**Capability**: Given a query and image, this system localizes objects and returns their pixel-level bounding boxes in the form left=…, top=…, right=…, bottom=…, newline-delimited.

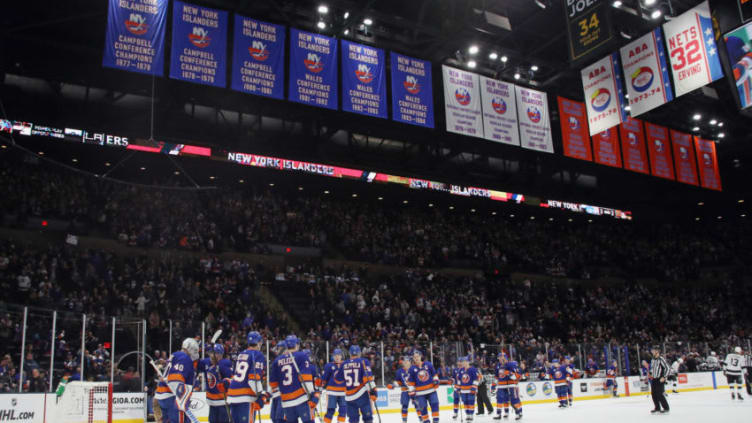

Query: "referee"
left=650, top=346, right=670, bottom=414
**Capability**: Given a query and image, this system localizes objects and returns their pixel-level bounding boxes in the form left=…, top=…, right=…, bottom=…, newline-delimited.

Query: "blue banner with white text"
left=231, top=15, right=285, bottom=99
left=341, top=40, right=387, bottom=118
left=103, top=0, right=167, bottom=75
left=390, top=52, right=434, bottom=128
left=288, top=28, right=338, bottom=110
left=169, top=1, right=228, bottom=87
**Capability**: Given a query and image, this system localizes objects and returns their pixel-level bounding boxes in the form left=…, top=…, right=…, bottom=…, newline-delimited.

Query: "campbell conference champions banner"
left=170, top=1, right=228, bottom=87
left=515, top=86, right=554, bottom=153
left=619, top=118, right=649, bottom=174
left=581, top=52, right=628, bottom=136
left=480, top=76, right=520, bottom=146
left=289, top=29, right=338, bottom=110
left=645, top=122, right=675, bottom=180
left=341, top=40, right=387, bottom=119
left=443, top=65, right=483, bottom=138
left=670, top=130, right=699, bottom=186
left=231, top=15, right=285, bottom=100
left=390, top=52, right=434, bottom=128
left=103, top=0, right=167, bottom=75
left=694, top=137, right=722, bottom=190
left=557, top=97, right=592, bottom=161
left=663, top=0, right=724, bottom=97
left=619, top=28, right=673, bottom=116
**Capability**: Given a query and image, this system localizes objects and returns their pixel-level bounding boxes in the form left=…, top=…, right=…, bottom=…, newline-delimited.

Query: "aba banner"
left=515, top=86, right=554, bottom=153
left=694, top=137, right=722, bottom=190
left=103, top=0, right=167, bottom=75
left=480, top=76, right=520, bottom=146
left=663, top=1, right=724, bottom=97
left=557, top=97, right=592, bottom=161
left=289, top=29, right=338, bottom=110
left=443, top=65, right=483, bottom=138
left=231, top=16, right=285, bottom=99
left=169, top=1, right=228, bottom=87
left=645, top=122, right=675, bottom=180
left=619, top=118, right=649, bottom=174
left=670, top=130, right=699, bottom=185
left=341, top=40, right=387, bottom=118
left=592, top=127, right=622, bottom=168
left=391, top=53, right=434, bottom=128
left=619, top=28, right=673, bottom=116
left=581, top=53, right=628, bottom=136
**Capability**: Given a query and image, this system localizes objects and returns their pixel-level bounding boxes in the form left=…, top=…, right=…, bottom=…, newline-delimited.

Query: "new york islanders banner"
left=480, top=76, right=520, bottom=146
left=670, top=130, right=699, bottom=186
left=645, top=122, right=675, bottom=180
left=443, top=65, right=483, bottom=138
left=341, top=40, right=387, bottom=118
left=289, top=29, right=338, bottom=110
left=557, top=97, right=592, bottom=161
left=694, top=137, right=722, bottom=190
left=619, top=118, right=649, bottom=174
left=581, top=52, right=628, bottom=136
left=169, top=1, right=228, bottom=87
left=515, top=86, right=554, bottom=153
left=103, top=0, right=167, bottom=75
left=663, top=0, right=724, bottom=97
left=231, top=15, right=285, bottom=99
left=592, top=127, right=622, bottom=168
left=619, top=28, right=673, bottom=116
left=390, top=53, right=434, bottom=128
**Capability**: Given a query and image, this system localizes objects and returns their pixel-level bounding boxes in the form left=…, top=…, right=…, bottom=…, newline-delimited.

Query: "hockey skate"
left=731, top=392, right=736, bottom=400
left=514, top=413, right=522, bottom=421
left=738, top=393, right=744, bottom=400
left=452, top=414, right=458, bottom=421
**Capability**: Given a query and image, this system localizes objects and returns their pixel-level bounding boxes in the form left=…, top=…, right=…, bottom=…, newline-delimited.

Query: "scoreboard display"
left=565, top=0, right=614, bottom=62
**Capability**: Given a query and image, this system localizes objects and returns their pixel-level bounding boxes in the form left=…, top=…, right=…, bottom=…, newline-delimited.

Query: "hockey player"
left=723, top=346, right=746, bottom=400
left=563, top=356, right=575, bottom=407
left=491, top=353, right=510, bottom=419
left=343, top=345, right=376, bottom=423
left=452, top=358, right=462, bottom=420
left=409, top=349, right=440, bottom=423
left=270, top=335, right=321, bottom=423
left=457, top=356, right=480, bottom=423
left=198, top=344, right=234, bottom=423
left=668, top=358, right=682, bottom=394
left=551, top=359, right=569, bottom=408
left=585, top=358, right=598, bottom=378
left=706, top=352, right=720, bottom=370
left=605, top=360, right=618, bottom=398
left=155, top=338, right=199, bottom=423
left=388, top=356, right=422, bottom=423
left=228, top=331, right=268, bottom=423
left=321, top=348, right=347, bottom=423
left=270, top=340, right=287, bottom=423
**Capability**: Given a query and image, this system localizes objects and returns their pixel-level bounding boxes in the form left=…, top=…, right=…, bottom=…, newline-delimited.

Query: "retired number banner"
left=557, top=97, right=592, bottom=161
left=480, top=76, right=520, bottom=146
left=443, top=65, right=483, bottom=138
left=582, top=52, right=628, bottom=136
left=515, top=86, right=554, bottom=153
left=694, top=137, right=722, bottom=190
left=619, top=118, right=649, bottom=174
left=619, top=28, right=673, bottom=116
left=592, top=127, right=622, bottom=168
left=341, top=40, right=387, bottom=119
left=565, top=0, right=613, bottom=62
left=231, top=16, right=285, bottom=99
left=390, top=53, right=434, bottom=128
left=645, top=122, right=675, bottom=180
left=670, top=130, right=699, bottom=185
left=103, top=0, right=167, bottom=75
left=170, top=1, right=228, bottom=87
left=289, top=29, right=338, bottom=110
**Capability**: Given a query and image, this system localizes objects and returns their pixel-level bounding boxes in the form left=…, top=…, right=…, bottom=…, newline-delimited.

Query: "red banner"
left=619, top=118, right=649, bottom=174
left=645, top=122, right=675, bottom=180
left=670, top=130, right=699, bottom=186
left=694, top=137, right=722, bottom=191
left=592, top=127, right=622, bottom=168
left=557, top=97, right=593, bottom=161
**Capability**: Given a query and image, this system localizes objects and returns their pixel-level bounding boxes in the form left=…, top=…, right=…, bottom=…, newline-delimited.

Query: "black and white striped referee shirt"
left=650, top=355, right=670, bottom=379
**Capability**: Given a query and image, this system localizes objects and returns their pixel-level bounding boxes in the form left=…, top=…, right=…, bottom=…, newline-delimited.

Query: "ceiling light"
left=174, top=171, right=180, bottom=175
left=318, top=5, right=328, bottom=14
left=530, top=216, right=535, bottom=220
left=467, top=60, right=477, bottom=68
left=363, top=18, right=372, bottom=25
left=344, top=11, right=349, bottom=19
left=588, top=219, right=593, bottom=223
left=718, top=122, right=724, bottom=127
left=209, top=176, right=215, bottom=180
left=717, top=216, right=722, bottom=220
left=531, top=65, right=539, bottom=71
left=534, top=0, right=547, bottom=9
left=625, top=94, right=629, bottom=98
left=738, top=199, right=744, bottom=203
left=510, top=214, right=515, bottom=218
left=613, top=0, right=623, bottom=7
left=742, top=214, right=747, bottom=218
left=489, top=52, right=498, bottom=60
left=625, top=106, right=631, bottom=111
left=710, top=119, right=717, bottom=125
left=549, top=217, right=554, bottom=221
left=317, top=21, right=326, bottom=29
left=352, top=193, right=358, bottom=197
left=697, top=202, right=704, bottom=206
left=298, top=186, right=303, bottom=191
left=718, top=133, right=725, bottom=138
left=644, top=0, right=657, bottom=5
left=468, top=45, right=479, bottom=55
left=269, top=183, right=275, bottom=187
left=72, top=158, right=78, bottom=162
left=105, top=162, right=111, bottom=167
left=692, top=113, right=701, bottom=121
left=449, top=206, right=455, bottom=210
left=568, top=218, right=573, bottom=222
left=239, top=179, right=244, bottom=183
left=140, top=166, right=146, bottom=170
left=695, top=217, right=700, bottom=221
left=344, top=29, right=349, bottom=35
left=471, top=209, right=476, bottom=213
left=492, top=211, right=497, bottom=215
left=0, top=145, right=5, bottom=149
left=692, top=126, right=700, bottom=132
left=501, top=55, right=508, bottom=63
left=403, top=200, right=409, bottom=204
left=324, top=190, right=330, bottom=194
left=651, top=9, right=662, bottom=19
left=429, top=203, right=434, bottom=207
left=514, top=72, right=521, bottom=80
left=38, top=151, right=44, bottom=155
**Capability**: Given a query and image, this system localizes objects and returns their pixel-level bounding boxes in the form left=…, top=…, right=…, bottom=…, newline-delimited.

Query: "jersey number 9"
left=233, top=362, right=249, bottom=382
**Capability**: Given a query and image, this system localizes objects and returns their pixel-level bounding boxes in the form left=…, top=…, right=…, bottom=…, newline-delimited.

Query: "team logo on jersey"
left=542, top=382, right=553, bottom=396
left=590, top=88, right=611, bottom=112
left=554, top=371, right=562, bottom=378
left=525, top=383, right=536, bottom=396
left=497, top=369, right=505, bottom=378
left=248, top=40, right=270, bottom=61
left=404, top=75, right=420, bottom=94
left=461, top=374, right=470, bottom=383
left=207, top=371, right=218, bottom=389
left=568, top=116, right=580, bottom=130
left=125, top=13, right=148, bottom=35
left=175, top=383, right=186, bottom=398
left=189, top=27, right=211, bottom=48
left=355, top=64, right=374, bottom=83
left=703, top=153, right=711, bottom=166
left=304, top=53, right=324, bottom=73
left=654, top=139, right=664, bottom=153
left=628, top=132, right=638, bottom=146
left=527, top=107, right=541, bottom=123
left=455, top=88, right=471, bottom=106
left=631, top=66, right=654, bottom=93
left=418, top=370, right=430, bottom=382
left=679, top=146, right=688, bottom=159
left=491, top=98, right=507, bottom=114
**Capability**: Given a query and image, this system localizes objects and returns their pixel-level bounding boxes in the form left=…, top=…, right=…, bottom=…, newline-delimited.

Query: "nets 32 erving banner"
left=619, top=28, right=673, bottom=116
left=443, top=65, right=483, bottom=138
left=480, top=76, right=520, bottom=146
left=103, top=0, right=167, bottom=75
left=557, top=97, right=592, bottom=161
left=289, top=29, right=338, bottom=110
left=342, top=40, right=387, bottom=118
left=515, top=86, right=554, bottom=153
left=670, top=129, right=699, bottom=186
left=231, top=15, right=285, bottom=99
left=663, top=0, right=724, bottom=97
left=581, top=52, right=628, bottom=136
left=169, top=1, right=228, bottom=87
left=390, top=53, right=434, bottom=128
left=694, top=137, right=722, bottom=190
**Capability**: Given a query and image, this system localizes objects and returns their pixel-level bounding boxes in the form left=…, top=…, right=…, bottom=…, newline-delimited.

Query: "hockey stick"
left=210, top=329, right=223, bottom=344
left=288, top=352, right=324, bottom=423
left=149, top=359, right=201, bottom=423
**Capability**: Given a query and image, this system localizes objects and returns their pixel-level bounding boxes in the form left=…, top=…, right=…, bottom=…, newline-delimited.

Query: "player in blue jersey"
left=585, top=358, right=598, bottom=378
left=388, top=356, right=423, bottom=423
left=451, top=357, right=462, bottom=420
left=228, top=331, right=268, bottom=423
left=563, top=356, right=575, bottom=407
left=156, top=338, right=199, bottom=423
left=551, top=359, right=569, bottom=408
left=605, top=360, right=619, bottom=398
left=491, top=353, right=512, bottom=420
left=457, top=356, right=480, bottom=423
left=269, top=340, right=288, bottom=423
left=198, top=344, right=234, bottom=423
left=343, top=345, right=376, bottom=423
left=321, top=348, right=347, bottom=423
left=270, top=335, right=321, bottom=423
left=409, top=349, right=440, bottom=423
left=504, top=361, right=523, bottom=420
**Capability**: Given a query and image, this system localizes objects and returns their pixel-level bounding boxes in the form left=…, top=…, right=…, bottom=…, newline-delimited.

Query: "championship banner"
left=557, top=96, right=592, bottom=161
left=289, top=29, right=338, bottom=110
left=663, top=1, right=724, bottom=97
left=390, top=53, right=434, bottom=128
left=670, top=130, right=699, bottom=185
left=564, top=0, right=613, bottom=62
left=480, top=76, right=520, bottom=146
left=515, top=86, right=554, bottom=153
left=341, top=40, right=387, bottom=118
left=169, top=1, right=228, bottom=87
left=645, top=122, right=675, bottom=180
left=619, top=118, right=649, bottom=174
left=230, top=15, right=285, bottom=99
left=694, top=137, right=722, bottom=190
left=619, top=28, right=673, bottom=116
left=103, top=0, right=167, bottom=75
left=723, top=22, right=752, bottom=109
left=581, top=52, right=628, bottom=136
left=443, top=65, right=483, bottom=138
left=592, top=127, right=622, bottom=168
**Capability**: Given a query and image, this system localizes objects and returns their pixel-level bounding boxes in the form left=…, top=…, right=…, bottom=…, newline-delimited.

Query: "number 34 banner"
left=662, top=0, right=723, bottom=98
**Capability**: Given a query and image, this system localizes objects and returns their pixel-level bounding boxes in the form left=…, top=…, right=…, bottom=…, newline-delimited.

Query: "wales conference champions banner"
left=390, top=53, right=434, bottom=128
left=103, top=0, right=167, bottom=75
left=289, top=29, right=338, bottom=110
left=341, top=40, right=388, bottom=118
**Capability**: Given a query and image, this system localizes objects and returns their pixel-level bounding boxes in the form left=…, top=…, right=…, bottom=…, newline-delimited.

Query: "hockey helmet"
left=247, top=331, right=263, bottom=346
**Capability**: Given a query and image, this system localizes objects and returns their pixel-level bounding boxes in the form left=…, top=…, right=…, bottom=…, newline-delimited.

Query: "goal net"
left=57, top=381, right=113, bottom=423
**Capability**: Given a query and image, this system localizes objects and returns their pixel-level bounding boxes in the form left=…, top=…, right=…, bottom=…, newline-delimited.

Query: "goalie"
left=155, top=338, right=200, bottom=423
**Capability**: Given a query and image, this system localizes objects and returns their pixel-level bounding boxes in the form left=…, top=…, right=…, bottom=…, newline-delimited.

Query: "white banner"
left=0, top=394, right=45, bottom=423
left=663, top=0, right=724, bottom=97
left=582, top=52, right=628, bottom=135
left=479, top=76, right=520, bottom=146
left=514, top=85, right=554, bottom=153
left=443, top=65, right=483, bottom=138
left=619, top=28, right=674, bottom=116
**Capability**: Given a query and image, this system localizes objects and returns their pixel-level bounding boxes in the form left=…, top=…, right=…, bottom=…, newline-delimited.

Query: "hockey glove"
left=387, top=384, right=394, bottom=389
left=470, top=386, right=477, bottom=395
left=308, top=390, right=321, bottom=409
left=370, top=389, right=378, bottom=402
left=255, top=391, right=270, bottom=408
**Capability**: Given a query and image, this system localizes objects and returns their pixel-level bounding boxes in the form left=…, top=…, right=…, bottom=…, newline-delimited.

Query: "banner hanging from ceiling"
left=663, top=0, right=724, bottom=97
left=289, top=29, right=338, bottom=110
left=390, top=53, right=434, bottom=128
left=443, top=65, right=483, bottom=138
left=694, top=137, right=722, bottom=190
left=618, top=118, right=649, bottom=174
left=723, top=21, right=752, bottom=110
left=619, top=28, right=674, bottom=116
left=480, top=76, right=520, bottom=146
left=103, top=0, right=167, bottom=75
left=592, top=127, right=622, bottom=168
left=557, top=97, right=592, bottom=161
left=341, top=40, right=387, bottom=119
left=645, top=122, right=675, bottom=180
left=564, top=0, right=614, bottom=62
left=230, top=15, right=285, bottom=99
left=515, top=86, right=554, bottom=153
left=169, top=1, right=228, bottom=87
left=581, top=52, right=628, bottom=136
left=670, top=130, right=699, bottom=185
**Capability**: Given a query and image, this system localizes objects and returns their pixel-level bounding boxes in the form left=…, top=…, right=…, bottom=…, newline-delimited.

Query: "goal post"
left=56, top=381, right=113, bottom=423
